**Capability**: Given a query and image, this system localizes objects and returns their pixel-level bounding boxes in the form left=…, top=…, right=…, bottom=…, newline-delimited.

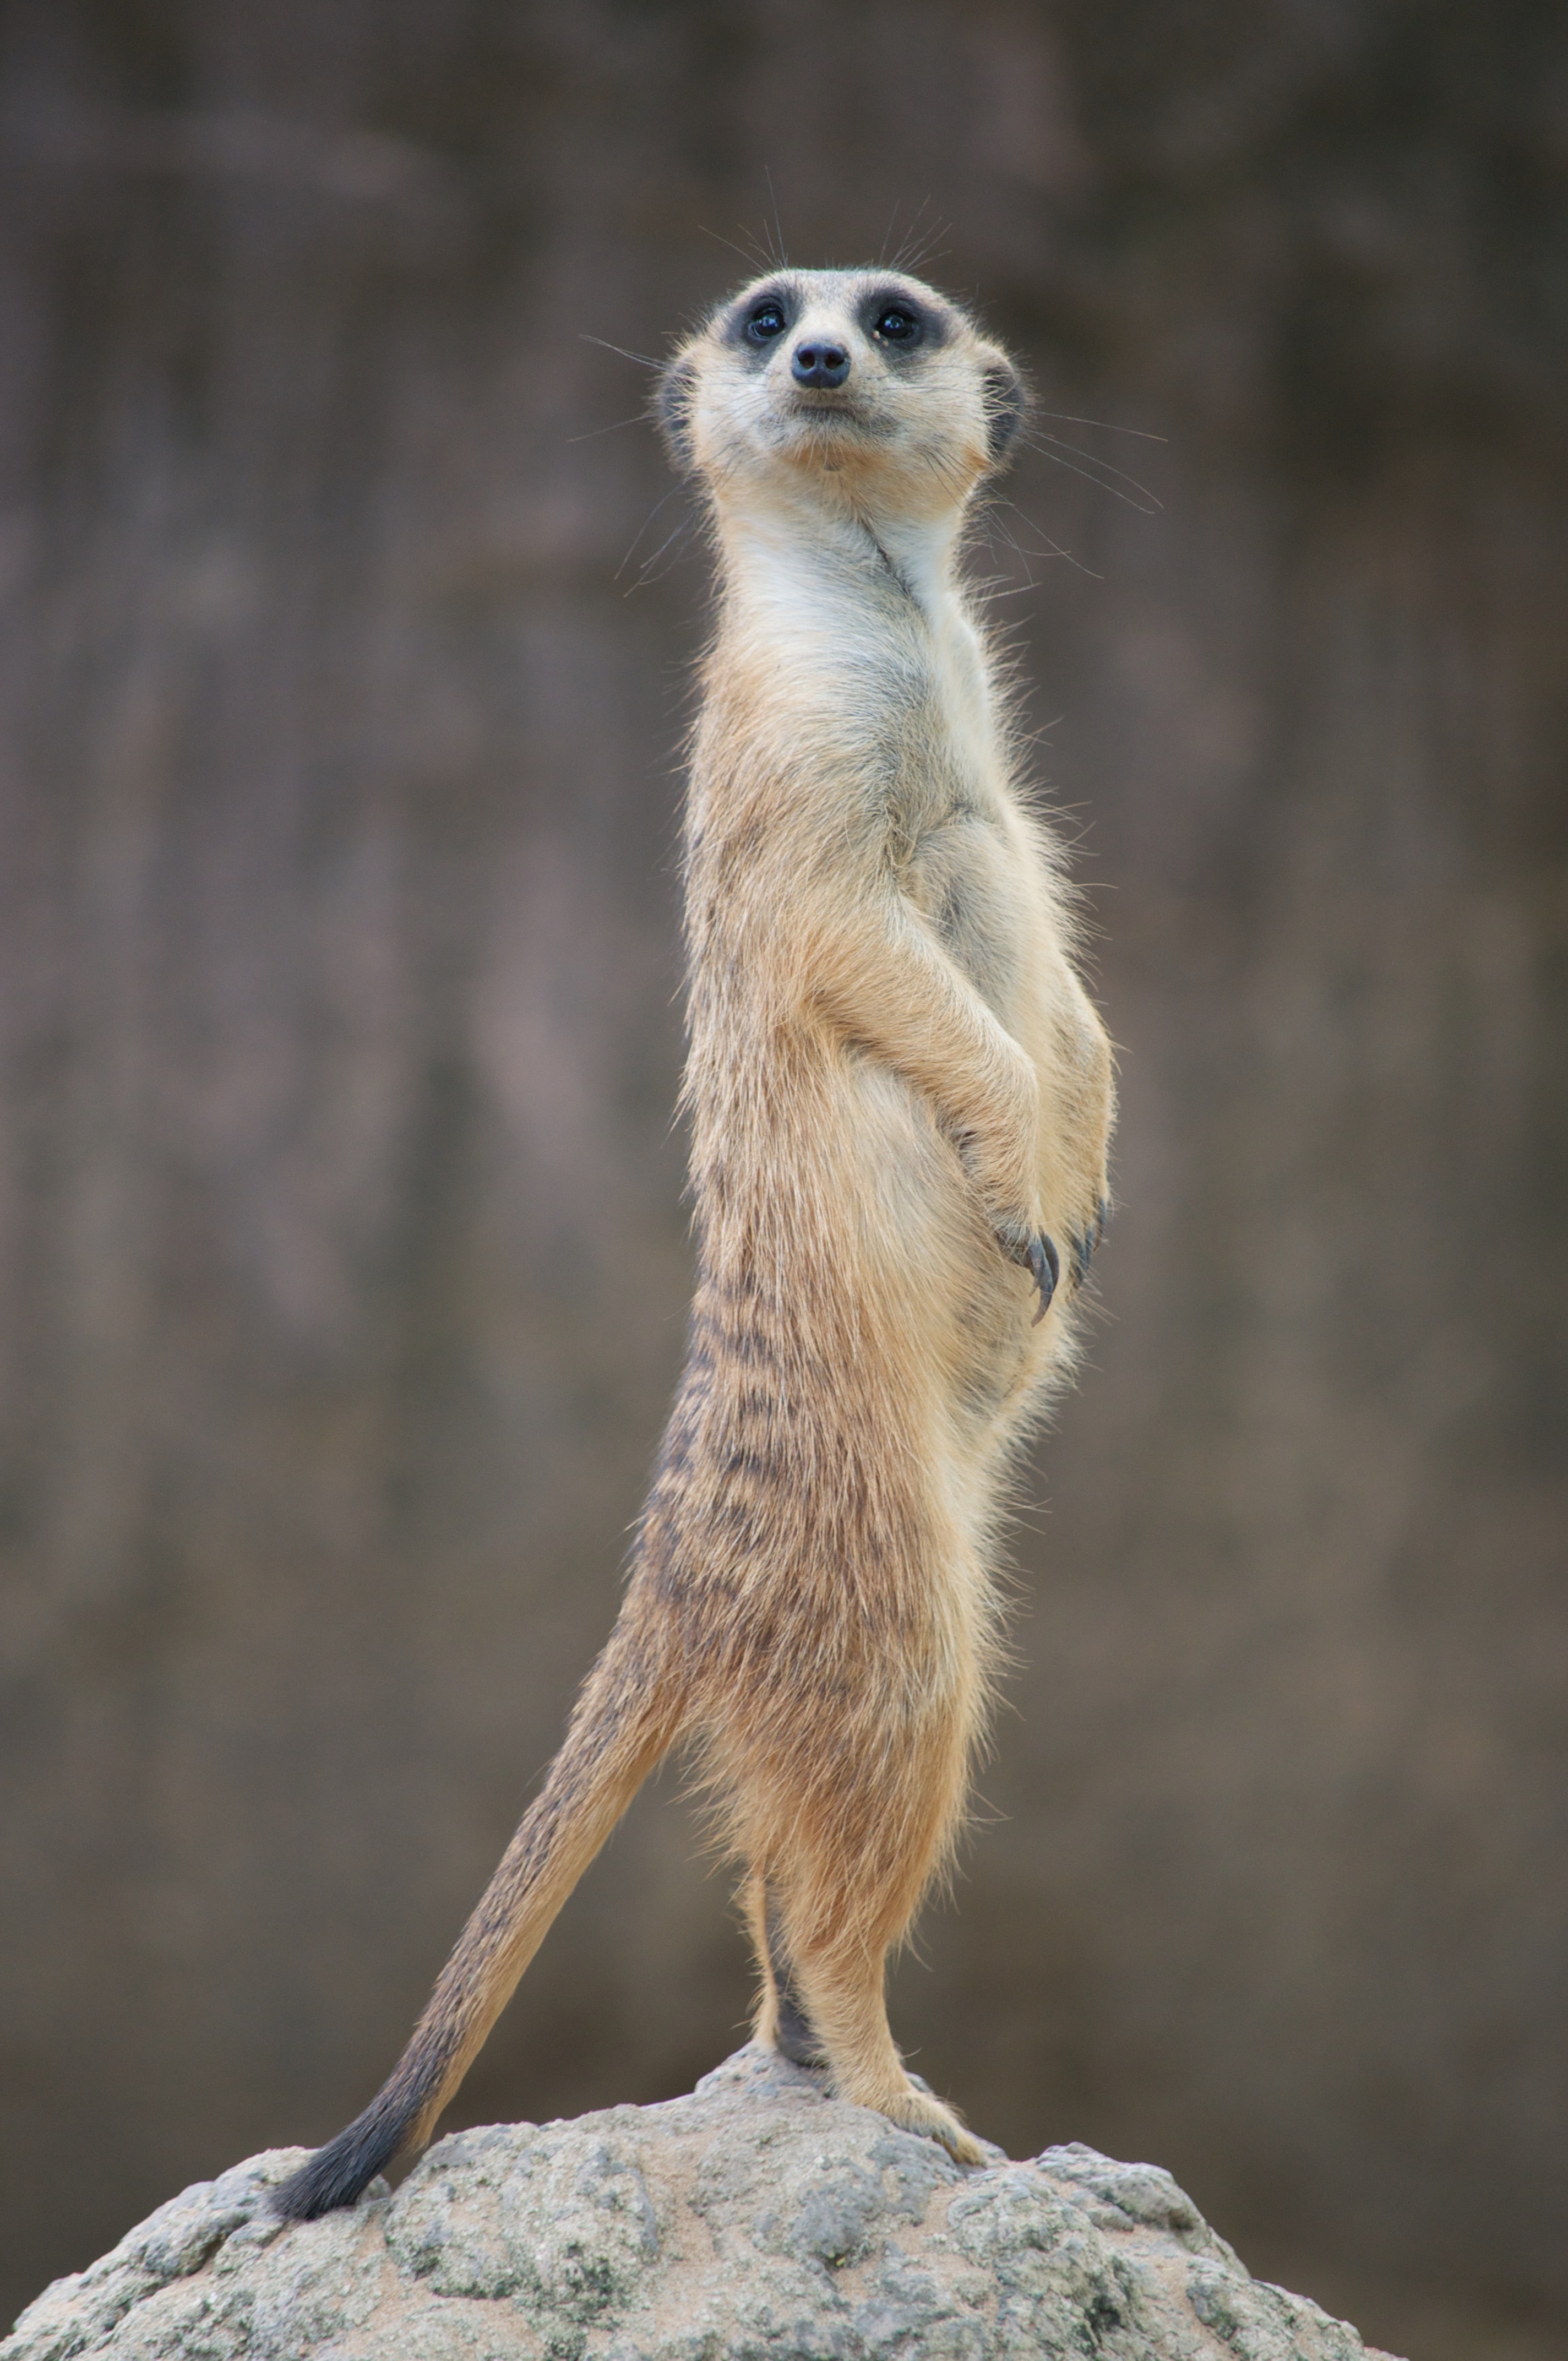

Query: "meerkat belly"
left=809, top=1031, right=1041, bottom=1445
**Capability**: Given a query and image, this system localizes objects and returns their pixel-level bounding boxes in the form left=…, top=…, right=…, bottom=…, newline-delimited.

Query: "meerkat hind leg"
left=755, top=1753, right=987, bottom=2166
left=748, top=1875, right=826, bottom=2068
left=783, top=1891, right=985, bottom=2165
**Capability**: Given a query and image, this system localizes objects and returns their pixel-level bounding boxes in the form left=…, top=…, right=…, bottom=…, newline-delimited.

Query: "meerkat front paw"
left=1042, top=986, right=1115, bottom=1297
left=993, top=1215, right=1061, bottom=1323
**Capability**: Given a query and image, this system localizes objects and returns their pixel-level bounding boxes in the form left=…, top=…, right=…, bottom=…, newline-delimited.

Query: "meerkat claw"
left=995, top=1221, right=1060, bottom=1320
left=1029, top=1233, right=1060, bottom=1321
left=1070, top=1196, right=1111, bottom=1286
left=1070, top=1230, right=1093, bottom=1287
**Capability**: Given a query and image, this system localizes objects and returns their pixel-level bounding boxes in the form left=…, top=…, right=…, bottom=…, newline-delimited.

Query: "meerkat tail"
left=270, top=1613, right=684, bottom=2221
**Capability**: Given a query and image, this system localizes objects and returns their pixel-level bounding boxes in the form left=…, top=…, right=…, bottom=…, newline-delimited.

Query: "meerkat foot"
left=871, top=2077, right=987, bottom=2166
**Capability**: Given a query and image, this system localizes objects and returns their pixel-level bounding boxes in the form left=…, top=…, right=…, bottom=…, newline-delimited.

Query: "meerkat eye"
left=874, top=306, right=921, bottom=343
left=746, top=303, right=787, bottom=343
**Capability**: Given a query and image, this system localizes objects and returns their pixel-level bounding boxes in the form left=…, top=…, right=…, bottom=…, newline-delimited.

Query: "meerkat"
left=272, top=265, right=1113, bottom=2221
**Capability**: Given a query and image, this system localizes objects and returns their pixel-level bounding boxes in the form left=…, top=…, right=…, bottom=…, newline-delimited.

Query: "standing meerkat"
left=273, top=265, right=1113, bottom=2220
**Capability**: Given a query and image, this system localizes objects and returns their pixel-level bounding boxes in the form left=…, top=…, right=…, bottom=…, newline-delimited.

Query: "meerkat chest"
left=749, top=550, right=1003, bottom=830
left=878, top=617, right=1037, bottom=1014
left=712, top=529, right=1043, bottom=1012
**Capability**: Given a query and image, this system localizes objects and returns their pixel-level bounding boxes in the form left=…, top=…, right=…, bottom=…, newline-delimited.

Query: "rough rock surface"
left=4, top=2049, right=1402, bottom=2361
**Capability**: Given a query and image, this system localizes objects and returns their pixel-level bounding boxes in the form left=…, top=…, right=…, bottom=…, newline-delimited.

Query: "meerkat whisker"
left=1030, top=410, right=1168, bottom=441
left=1018, top=431, right=1163, bottom=512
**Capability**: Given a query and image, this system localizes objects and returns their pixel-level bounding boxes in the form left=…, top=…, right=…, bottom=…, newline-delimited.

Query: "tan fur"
left=273, top=267, right=1113, bottom=2219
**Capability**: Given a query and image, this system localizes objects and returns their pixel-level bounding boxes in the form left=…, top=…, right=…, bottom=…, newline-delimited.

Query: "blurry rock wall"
left=1, top=4, right=1563, bottom=2354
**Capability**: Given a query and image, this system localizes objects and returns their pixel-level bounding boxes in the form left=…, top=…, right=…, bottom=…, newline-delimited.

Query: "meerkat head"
left=658, top=269, right=1026, bottom=529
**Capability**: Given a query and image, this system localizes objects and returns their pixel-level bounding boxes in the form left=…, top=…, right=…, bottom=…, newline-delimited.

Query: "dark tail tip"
left=269, top=2093, right=416, bottom=2222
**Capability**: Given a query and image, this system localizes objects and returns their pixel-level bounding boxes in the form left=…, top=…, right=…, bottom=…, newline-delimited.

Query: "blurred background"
left=1, top=1, right=1564, bottom=2352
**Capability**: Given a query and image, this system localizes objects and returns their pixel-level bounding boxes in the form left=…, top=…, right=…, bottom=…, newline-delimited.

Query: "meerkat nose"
left=791, top=340, right=850, bottom=390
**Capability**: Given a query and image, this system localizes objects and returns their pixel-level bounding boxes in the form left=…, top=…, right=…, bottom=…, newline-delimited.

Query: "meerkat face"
left=659, top=269, right=1026, bottom=524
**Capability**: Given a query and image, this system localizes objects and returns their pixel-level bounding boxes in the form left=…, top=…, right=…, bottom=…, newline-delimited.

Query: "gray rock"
left=3, top=2049, right=1403, bottom=2361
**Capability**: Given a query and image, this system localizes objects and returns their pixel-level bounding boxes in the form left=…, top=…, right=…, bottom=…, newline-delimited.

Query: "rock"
left=3, top=2048, right=1404, bottom=2361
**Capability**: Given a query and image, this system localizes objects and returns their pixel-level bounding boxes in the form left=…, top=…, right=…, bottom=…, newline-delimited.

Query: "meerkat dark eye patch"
left=861, top=290, right=937, bottom=352
left=720, top=284, right=798, bottom=369
left=722, top=285, right=796, bottom=357
left=875, top=306, right=919, bottom=342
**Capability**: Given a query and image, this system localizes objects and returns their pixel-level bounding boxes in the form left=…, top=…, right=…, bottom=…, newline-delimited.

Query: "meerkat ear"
left=981, top=355, right=1028, bottom=470
left=656, top=353, right=699, bottom=475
